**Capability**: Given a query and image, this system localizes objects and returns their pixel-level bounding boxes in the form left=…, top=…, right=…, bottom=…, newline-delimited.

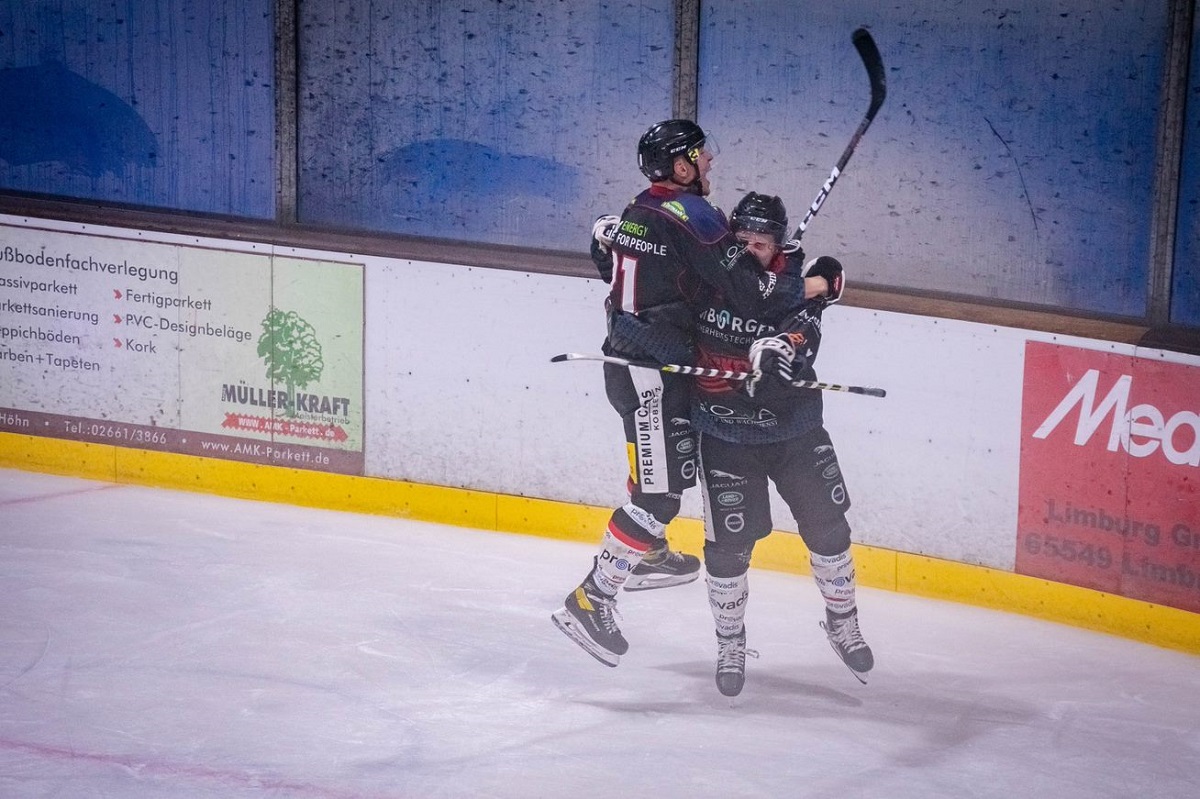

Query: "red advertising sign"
left=1018, top=340, right=1200, bottom=613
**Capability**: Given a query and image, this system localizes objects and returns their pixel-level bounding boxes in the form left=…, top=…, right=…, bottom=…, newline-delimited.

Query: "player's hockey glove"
left=802, top=256, right=845, bottom=304
left=745, top=334, right=797, bottom=398
left=783, top=243, right=831, bottom=302
left=592, top=214, right=620, bottom=251
left=590, top=214, right=621, bottom=282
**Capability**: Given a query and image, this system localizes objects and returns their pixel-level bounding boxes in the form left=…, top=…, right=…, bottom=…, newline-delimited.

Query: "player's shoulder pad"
left=637, top=192, right=727, bottom=244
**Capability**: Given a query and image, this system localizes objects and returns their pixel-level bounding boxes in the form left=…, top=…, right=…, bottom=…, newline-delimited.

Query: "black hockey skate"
left=551, top=577, right=627, bottom=667
left=820, top=607, right=874, bottom=684
left=623, top=540, right=700, bottom=591
left=715, top=628, right=755, bottom=697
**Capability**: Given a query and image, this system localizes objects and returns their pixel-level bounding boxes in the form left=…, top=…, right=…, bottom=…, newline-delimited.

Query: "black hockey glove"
left=802, top=256, right=845, bottom=304
left=782, top=244, right=829, bottom=302
left=745, top=334, right=796, bottom=398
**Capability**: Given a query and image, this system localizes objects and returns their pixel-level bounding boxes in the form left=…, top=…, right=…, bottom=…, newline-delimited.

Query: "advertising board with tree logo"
left=0, top=224, right=364, bottom=474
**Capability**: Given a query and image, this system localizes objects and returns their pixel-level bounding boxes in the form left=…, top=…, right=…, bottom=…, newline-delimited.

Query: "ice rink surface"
left=1, top=467, right=1197, bottom=798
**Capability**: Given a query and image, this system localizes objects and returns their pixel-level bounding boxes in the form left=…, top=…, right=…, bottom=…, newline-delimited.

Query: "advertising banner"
left=0, top=224, right=364, bottom=474
left=1018, top=340, right=1200, bottom=613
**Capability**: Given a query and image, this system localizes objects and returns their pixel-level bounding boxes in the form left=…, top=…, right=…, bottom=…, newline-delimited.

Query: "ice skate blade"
left=622, top=570, right=699, bottom=592
left=819, top=620, right=871, bottom=685
left=551, top=608, right=620, bottom=667
left=838, top=662, right=869, bottom=685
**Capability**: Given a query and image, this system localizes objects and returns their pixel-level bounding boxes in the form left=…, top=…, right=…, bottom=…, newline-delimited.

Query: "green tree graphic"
left=258, top=308, right=323, bottom=418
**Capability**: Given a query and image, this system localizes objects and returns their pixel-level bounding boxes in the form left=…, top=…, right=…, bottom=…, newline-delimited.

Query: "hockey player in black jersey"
left=552, top=120, right=827, bottom=667
left=693, top=192, right=872, bottom=695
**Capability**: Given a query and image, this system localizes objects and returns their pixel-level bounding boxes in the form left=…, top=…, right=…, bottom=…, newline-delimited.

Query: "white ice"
left=1, top=467, right=1197, bottom=798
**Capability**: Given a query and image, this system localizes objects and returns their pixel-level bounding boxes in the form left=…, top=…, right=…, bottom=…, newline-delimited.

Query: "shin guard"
left=591, top=529, right=650, bottom=596
left=810, top=549, right=857, bottom=615
left=706, top=570, right=749, bottom=638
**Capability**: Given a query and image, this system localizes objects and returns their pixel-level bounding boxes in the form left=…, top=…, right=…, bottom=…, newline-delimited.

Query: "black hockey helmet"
left=731, top=192, right=788, bottom=245
left=637, top=119, right=708, bottom=181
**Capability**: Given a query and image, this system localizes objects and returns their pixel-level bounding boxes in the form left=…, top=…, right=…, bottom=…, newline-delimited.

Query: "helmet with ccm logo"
left=730, top=192, right=788, bottom=246
left=637, top=119, right=708, bottom=181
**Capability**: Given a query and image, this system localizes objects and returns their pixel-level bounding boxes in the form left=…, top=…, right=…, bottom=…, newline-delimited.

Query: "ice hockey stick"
left=550, top=353, right=886, bottom=398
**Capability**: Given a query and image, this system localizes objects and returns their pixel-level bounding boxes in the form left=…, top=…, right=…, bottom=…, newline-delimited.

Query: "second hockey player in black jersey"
left=692, top=191, right=873, bottom=696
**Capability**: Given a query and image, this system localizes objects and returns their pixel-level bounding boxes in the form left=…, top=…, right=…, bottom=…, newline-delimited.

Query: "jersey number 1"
left=614, top=252, right=639, bottom=314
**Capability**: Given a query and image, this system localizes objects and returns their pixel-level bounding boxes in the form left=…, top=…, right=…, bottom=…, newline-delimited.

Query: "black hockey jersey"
left=597, top=185, right=802, bottom=367
left=691, top=250, right=826, bottom=445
